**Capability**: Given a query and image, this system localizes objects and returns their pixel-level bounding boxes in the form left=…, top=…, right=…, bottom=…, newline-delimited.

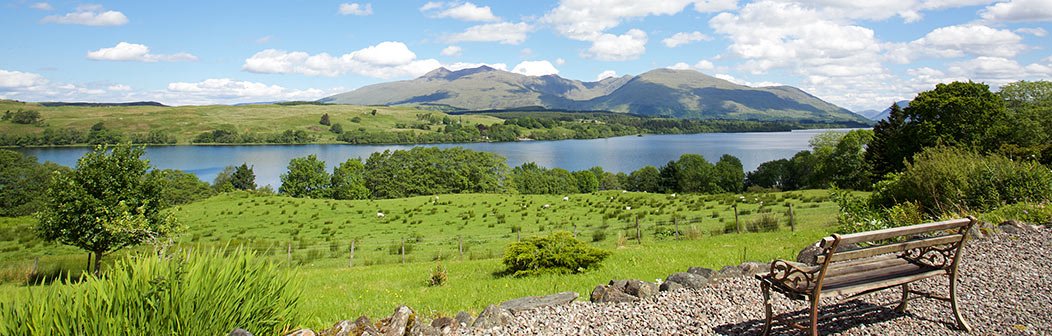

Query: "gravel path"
left=463, top=226, right=1052, bottom=335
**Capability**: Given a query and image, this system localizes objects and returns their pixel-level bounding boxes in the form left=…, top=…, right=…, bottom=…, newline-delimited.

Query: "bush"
left=746, top=215, right=780, bottom=232
left=984, top=200, right=1052, bottom=225
left=500, top=231, right=611, bottom=277
left=427, top=263, right=447, bottom=286
left=0, top=249, right=303, bottom=336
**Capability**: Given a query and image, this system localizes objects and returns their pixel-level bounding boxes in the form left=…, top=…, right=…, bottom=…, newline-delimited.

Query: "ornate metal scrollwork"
left=902, top=242, right=959, bottom=269
left=770, top=259, right=819, bottom=292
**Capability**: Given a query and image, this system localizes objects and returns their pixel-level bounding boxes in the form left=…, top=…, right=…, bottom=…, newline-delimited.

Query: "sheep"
left=376, top=212, right=385, bottom=218
left=562, top=196, right=569, bottom=201
left=543, top=204, right=550, bottom=209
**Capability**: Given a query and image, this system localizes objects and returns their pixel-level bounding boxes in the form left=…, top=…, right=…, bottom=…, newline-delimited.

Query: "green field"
left=0, top=189, right=847, bottom=329
left=0, top=100, right=502, bottom=144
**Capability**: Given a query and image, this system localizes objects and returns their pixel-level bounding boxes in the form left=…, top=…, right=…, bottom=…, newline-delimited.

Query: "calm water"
left=15, top=129, right=855, bottom=188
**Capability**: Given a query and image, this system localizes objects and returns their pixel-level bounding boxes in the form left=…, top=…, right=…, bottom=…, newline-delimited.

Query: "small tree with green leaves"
left=330, top=158, right=370, bottom=200
left=279, top=154, right=331, bottom=198
left=501, top=231, right=612, bottom=277
left=319, top=113, right=331, bottom=126
left=329, top=122, right=344, bottom=134
left=231, top=163, right=257, bottom=190
left=36, top=144, right=181, bottom=275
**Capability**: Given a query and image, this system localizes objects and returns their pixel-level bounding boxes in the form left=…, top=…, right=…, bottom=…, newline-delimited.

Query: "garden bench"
left=756, top=216, right=977, bottom=335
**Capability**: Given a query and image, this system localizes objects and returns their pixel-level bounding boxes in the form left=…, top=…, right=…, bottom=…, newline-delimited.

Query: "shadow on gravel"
left=713, top=300, right=950, bottom=335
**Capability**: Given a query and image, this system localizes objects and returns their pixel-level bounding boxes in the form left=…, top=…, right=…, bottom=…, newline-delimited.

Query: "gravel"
left=461, top=226, right=1052, bottom=335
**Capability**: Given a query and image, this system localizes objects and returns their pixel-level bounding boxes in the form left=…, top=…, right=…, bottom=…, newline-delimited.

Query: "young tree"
left=329, top=122, right=344, bottom=134
left=572, top=170, right=599, bottom=193
left=627, top=165, right=660, bottom=192
left=675, top=154, right=718, bottom=193
left=231, top=163, right=257, bottom=190
left=212, top=165, right=237, bottom=192
left=319, top=113, right=331, bottom=126
left=0, top=150, right=66, bottom=216
left=279, top=154, right=331, bottom=198
left=331, top=158, right=370, bottom=200
left=714, top=154, right=745, bottom=193
left=36, top=144, right=181, bottom=275
left=866, top=103, right=910, bottom=181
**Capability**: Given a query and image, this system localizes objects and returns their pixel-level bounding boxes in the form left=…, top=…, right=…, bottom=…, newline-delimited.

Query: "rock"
left=608, top=279, right=629, bottom=290
left=686, top=267, right=715, bottom=278
left=408, top=323, right=440, bottom=336
left=624, top=279, right=658, bottom=299
left=590, top=284, right=639, bottom=303
left=665, top=272, right=709, bottom=289
left=353, top=316, right=381, bottom=336
left=500, top=291, right=578, bottom=314
left=1000, top=220, right=1026, bottom=234
left=286, top=329, right=316, bottom=336
left=738, top=261, right=770, bottom=276
left=320, top=320, right=356, bottom=336
left=659, top=281, right=684, bottom=292
left=969, top=224, right=985, bottom=239
left=454, top=311, right=473, bottom=328
left=716, top=265, right=744, bottom=278
left=471, top=304, right=512, bottom=329
left=431, top=317, right=456, bottom=329
left=229, top=328, right=254, bottom=336
left=796, top=243, right=822, bottom=265
left=384, top=305, right=414, bottom=336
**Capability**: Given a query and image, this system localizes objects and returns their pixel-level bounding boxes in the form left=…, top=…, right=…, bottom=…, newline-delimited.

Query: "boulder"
left=454, top=311, right=473, bottom=328
left=590, top=284, right=639, bottom=303
left=608, top=279, right=629, bottom=290
left=738, top=261, right=770, bottom=276
left=1000, top=220, right=1027, bottom=234
left=500, top=291, right=578, bottom=314
left=471, top=304, right=513, bottom=329
left=624, top=279, right=658, bottom=299
left=320, top=320, right=356, bottom=336
left=431, top=317, right=457, bottom=329
left=716, top=265, right=744, bottom=279
left=687, top=267, right=715, bottom=278
left=659, top=281, right=684, bottom=292
left=229, top=328, right=254, bottom=336
left=665, top=272, right=709, bottom=289
left=408, top=323, right=440, bottom=336
left=796, top=243, right=822, bottom=265
left=354, top=316, right=381, bottom=336
left=384, top=305, right=414, bottom=336
left=286, top=329, right=316, bottom=336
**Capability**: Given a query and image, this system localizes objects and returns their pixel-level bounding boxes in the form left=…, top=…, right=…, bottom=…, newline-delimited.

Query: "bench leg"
left=760, top=282, right=773, bottom=336
left=895, top=283, right=909, bottom=313
left=949, top=273, right=972, bottom=332
left=809, top=296, right=820, bottom=336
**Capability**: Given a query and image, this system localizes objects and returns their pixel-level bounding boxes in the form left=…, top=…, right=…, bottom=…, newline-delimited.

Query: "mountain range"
left=321, top=66, right=872, bottom=124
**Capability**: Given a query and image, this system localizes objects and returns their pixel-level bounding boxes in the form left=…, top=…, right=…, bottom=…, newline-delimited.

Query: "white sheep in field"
left=563, top=196, right=569, bottom=201
left=625, top=206, right=631, bottom=210
left=671, top=193, right=676, bottom=198
left=543, top=204, right=550, bottom=209
left=376, top=212, right=385, bottom=218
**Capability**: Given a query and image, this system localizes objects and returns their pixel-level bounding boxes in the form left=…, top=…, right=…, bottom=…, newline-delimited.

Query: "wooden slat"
left=823, top=257, right=911, bottom=278
left=821, top=218, right=972, bottom=248
left=818, top=234, right=963, bottom=264
left=819, top=269, right=946, bottom=298
left=822, top=263, right=932, bottom=289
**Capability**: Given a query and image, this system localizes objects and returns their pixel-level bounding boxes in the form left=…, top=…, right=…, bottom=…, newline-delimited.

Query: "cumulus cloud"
left=670, top=60, right=716, bottom=71
left=885, top=24, right=1026, bottom=63
left=1016, top=27, right=1048, bottom=36
left=107, top=84, right=132, bottom=91
left=770, top=0, right=997, bottom=23
left=662, top=31, right=711, bottom=47
left=596, top=70, right=617, bottom=81
left=583, top=29, right=647, bottom=61
left=30, top=2, right=54, bottom=10
left=0, top=69, right=49, bottom=89
left=445, top=62, right=508, bottom=71
left=86, top=42, right=198, bottom=62
left=440, top=45, right=462, bottom=56
left=446, top=22, right=531, bottom=45
left=422, top=2, right=500, bottom=22
left=242, top=41, right=442, bottom=79
left=338, top=3, right=373, bottom=16
left=40, top=5, right=128, bottom=26
left=511, top=60, right=559, bottom=76
left=981, top=0, right=1052, bottom=22
left=944, top=56, right=1052, bottom=85
left=543, top=0, right=733, bottom=41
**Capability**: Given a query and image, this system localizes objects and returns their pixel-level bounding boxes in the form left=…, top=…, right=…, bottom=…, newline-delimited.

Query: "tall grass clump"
left=0, top=249, right=304, bottom=336
left=500, top=231, right=611, bottom=277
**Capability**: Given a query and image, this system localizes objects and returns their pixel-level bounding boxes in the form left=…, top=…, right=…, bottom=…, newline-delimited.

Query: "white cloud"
left=242, top=42, right=442, bottom=79
left=511, top=60, right=560, bottom=76
left=159, top=79, right=344, bottom=105
left=543, top=0, right=732, bottom=41
left=422, top=2, right=500, bottom=22
left=583, top=29, right=647, bottom=61
left=446, top=22, right=531, bottom=45
left=338, top=3, right=373, bottom=16
left=444, top=62, right=508, bottom=71
left=0, top=69, right=48, bottom=89
left=30, top=2, right=54, bottom=10
left=668, top=60, right=715, bottom=71
left=770, top=0, right=997, bottom=23
left=440, top=45, right=462, bottom=56
left=256, top=35, right=273, bottom=44
left=40, top=6, right=128, bottom=26
left=945, top=56, right=1052, bottom=85
left=555, top=58, right=566, bottom=65
left=668, top=62, right=692, bottom=70
left=886, top=24, right=1026, bottom=63
left=86, top=42, right=198, bottom=62
left=662, top=31, right=711, bottom=47
left=981, top=0, right=1052, bottom=22
left=1016, top=27, right=1048, bottom=36
left=107, top=84, right=132, bottom=91
left=596, top=70, right=617, bottom=81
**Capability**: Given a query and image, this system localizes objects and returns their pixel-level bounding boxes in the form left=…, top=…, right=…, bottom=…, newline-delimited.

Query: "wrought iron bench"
left=756, top=216, right=977, bottom=335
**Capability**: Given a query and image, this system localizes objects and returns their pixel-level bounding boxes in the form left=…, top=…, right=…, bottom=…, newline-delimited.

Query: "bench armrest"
left=767, top=259, right=819, bottom=292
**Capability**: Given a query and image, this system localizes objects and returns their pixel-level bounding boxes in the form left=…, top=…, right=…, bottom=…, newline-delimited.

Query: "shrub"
left=0, top=249, right=303, bottom=336
left=746, top=215, right=780, bottom=232
left=983, top=200, right=1052, bottom=225
left=500, top=231, right=611, bottom=277
left=427, top=263, right=447, bottom=286
left=591, top=230, right=607, bottom=242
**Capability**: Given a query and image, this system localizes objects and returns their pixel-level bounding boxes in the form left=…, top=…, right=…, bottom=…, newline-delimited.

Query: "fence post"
left=349, top=241, right=355, bottom=268
left=674, top=218, right=680, bottom=240
left=287, top=242, right=292, bottom=266
left=789, top=203, right=796, bottom=232
left=734, top=204, right=741, bottom=234
left=401, top=237, right=406, bottom=264
left=573, top=224, right=578, bottom=239
left=635, top=217, right=642, bottom=244
left=86, top=253, right=92, bottom=273
left=32, top=257, right=39, bottom=275
left=458, top=235, right=463, bottom=261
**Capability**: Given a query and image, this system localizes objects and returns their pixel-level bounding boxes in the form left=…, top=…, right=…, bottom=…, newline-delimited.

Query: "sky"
left=1, top=0, right=1050, bottom=112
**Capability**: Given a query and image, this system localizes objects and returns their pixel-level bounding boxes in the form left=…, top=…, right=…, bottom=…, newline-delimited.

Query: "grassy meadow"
left=0, top=100, right=502, bottom=144
left=0, top=189, right=848, bottom=329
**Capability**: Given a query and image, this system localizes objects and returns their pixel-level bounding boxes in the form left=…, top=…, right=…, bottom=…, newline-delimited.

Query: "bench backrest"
left=816, top=217, right=976, bottom=265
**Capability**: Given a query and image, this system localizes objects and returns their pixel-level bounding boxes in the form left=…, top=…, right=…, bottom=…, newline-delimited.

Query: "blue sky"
left=1, top=0, right=1050, bottom=111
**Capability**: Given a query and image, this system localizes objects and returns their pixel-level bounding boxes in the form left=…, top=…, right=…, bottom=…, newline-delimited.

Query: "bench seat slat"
left=819, top=269, right=946, bottom=298
left=818, top=234, right=963, bottom=264
left=823, top=256, right=912, bottom=278
left=821, top=218, right=972, bottom=248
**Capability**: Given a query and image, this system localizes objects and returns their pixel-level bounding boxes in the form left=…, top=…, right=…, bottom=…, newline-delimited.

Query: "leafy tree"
left=158, top=169, right=214, bottom=205
left=329, top=122, right=344, bottom=134
left=279, top=155, right=331, bottom=198
left=714, top=154, right=744, bottom=193
left=231, top=163, right=257, bottom=190
left=996, top=80, right=1052, bottom=163
left=10, top=110, right=41, bottom=124
left=365, top=147, right=510, bottom=198
left=627, top=165, right=660, bottom=192
left=866, top=102, right=910, bottom=181
left=657, top=160, right=679, bottom=193
left=746, top=159, right=789, bottom=190
left=572, top=170, right=599, bottom=193
left=212, top=165, right=237, bottom=192
left=675, top=154, right=718, bottom=193
left=319, top=113, right=331, bottom=126
left=36, top=144, right=181, bottom=275
left=86, top=122, right=125, bottom=145
left=823, top=129, right=874, bottom=190
left=330, top=158, right=370, bottom=200
left=785, top=150, right=819, bottom=190
left=0, top=150, right=67, bottom=216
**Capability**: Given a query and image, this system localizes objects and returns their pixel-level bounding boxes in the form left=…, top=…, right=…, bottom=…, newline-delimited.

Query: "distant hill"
left=321, top=66, right=872, bottom=125
left=39, top=101, right=167, bottom=107
left=870, top=100, right=910, bottom=121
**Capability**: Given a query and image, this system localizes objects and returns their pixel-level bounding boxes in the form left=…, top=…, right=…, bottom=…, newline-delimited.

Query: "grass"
left=0, top=101, right=502, bottom=144
left=0, top=189, right=852, bottom=330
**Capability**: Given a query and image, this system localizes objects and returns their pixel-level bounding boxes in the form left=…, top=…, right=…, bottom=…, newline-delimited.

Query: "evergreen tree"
left=231, top=163, right=257, bottom=190
left=319, top=113, right=331, bottom=126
